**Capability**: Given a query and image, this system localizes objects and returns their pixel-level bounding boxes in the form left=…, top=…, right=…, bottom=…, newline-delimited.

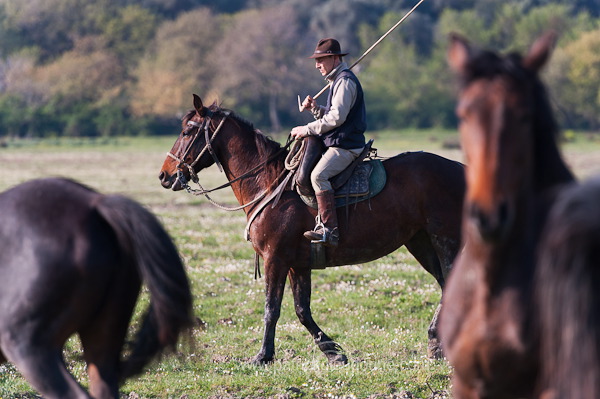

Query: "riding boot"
left=303, top=190, right=339, bottom=247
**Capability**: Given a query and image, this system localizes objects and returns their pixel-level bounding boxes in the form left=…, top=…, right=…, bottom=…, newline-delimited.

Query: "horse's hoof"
left=427, top=338, right=444, bottom=360
left=326, top=353, right=348, bottom=365
left=317, top=334, right=347, bottom=364
left=250, top=355, right=273, bottom=366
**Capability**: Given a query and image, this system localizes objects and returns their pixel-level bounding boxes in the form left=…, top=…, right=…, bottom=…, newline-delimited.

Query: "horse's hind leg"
left=78, top=274, right=140, bottom=398
left=2, top=341, right=89, bottom=399
left=78, top=328, right=123, bottom=399
left=78, top=321, right=128, bottom=399
left=288, top=267, right=348, bottom=365
left=405, top=230, right=448, bottom=359
left=405, top=230, right=447, bottom=287
left=427, top=302, right=443, bottom=359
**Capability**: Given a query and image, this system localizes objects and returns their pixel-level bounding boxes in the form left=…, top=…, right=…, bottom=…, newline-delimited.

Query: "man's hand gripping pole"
left=297, top=0, right=426, bottom=113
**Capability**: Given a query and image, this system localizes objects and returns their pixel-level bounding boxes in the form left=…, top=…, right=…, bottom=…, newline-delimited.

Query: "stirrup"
left=304, top=215, right=338, bottom=247
left=314, top=214, right=325, bottom=235
left=303, top=215, right=325, bottom=242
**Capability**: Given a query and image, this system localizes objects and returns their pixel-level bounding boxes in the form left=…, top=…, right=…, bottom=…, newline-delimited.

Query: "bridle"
left=166, top=106, right=295, bottom=212
left=167, top=107, right=229, bottom=186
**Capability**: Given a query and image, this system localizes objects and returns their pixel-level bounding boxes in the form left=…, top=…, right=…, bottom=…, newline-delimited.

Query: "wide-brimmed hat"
left=308, top=38, right=348, bottom=59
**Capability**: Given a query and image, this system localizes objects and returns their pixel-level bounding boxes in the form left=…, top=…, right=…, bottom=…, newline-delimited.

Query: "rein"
left=168, top=107, right=295, bottom=212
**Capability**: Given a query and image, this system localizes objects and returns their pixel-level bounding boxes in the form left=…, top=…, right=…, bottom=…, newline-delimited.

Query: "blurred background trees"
left=0, top=0, right=599, bottom=138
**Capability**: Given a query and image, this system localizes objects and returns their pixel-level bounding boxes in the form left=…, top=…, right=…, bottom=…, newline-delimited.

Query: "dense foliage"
left=0, top=0, right=599, bottom=138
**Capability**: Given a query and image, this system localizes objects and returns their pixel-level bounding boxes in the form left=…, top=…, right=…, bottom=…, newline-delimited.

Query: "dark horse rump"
left=0, top=178, right=192, bottom=399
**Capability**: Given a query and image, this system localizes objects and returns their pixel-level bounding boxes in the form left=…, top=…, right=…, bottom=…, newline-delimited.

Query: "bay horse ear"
left=193, top=94, right=205, bottom=116
left=447, top=33, right=472, bottom=76
left=523, top=31, right=557, bottom=73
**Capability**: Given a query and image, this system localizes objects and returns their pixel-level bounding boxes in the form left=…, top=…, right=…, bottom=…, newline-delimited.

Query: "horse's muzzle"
left=158, top=171, right=183, bottom=191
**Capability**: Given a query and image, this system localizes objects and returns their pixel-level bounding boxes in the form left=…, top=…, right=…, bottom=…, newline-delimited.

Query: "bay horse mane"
left=182, top=103, right=287, bottom=188
left=182, top=104, right=283, bottom=153
left=457, top=44, right=573, bottom=193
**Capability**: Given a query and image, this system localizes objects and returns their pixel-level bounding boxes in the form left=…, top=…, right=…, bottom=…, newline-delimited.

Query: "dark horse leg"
left=251, top=260, right=289, bottom=365
left=405, top=230, right=455, bottom=359
left=78, top=271, right=140, bottom=398
left=288, top=267, right=348, bottom=365
left=2, top=338, right=90, bottom=398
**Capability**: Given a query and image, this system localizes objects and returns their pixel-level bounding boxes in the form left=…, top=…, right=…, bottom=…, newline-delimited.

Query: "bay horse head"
left=448, top=32, right=557, bottom=243
left=159, top=94, right=227, bottom=190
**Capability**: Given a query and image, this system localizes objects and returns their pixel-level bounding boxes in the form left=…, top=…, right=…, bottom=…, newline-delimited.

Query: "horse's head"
left=448, top=32, right=556, bottom=242
left=159, top=94, right=224, bottom=190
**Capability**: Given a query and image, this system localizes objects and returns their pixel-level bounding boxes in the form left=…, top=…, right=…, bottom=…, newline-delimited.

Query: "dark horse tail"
left=95, top=195, right=193, bottom=380
left=537, top=178, right=600, bottom=398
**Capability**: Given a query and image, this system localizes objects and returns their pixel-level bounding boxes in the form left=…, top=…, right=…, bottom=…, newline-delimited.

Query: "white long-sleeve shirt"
left=306, top=62, right=358, bottom=136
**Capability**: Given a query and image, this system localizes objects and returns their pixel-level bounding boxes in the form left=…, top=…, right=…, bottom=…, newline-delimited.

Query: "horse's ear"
left=447, top=33, right=472, bottom=76
left=523, top=31, right=557, bottom=73
left=193, top=94, right=205, bottom=116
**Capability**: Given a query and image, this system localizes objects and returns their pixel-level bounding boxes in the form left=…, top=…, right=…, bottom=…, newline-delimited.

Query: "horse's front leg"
left=288, top=267, right=348, bottom=365
left=251, top=259, right=288, bottom=365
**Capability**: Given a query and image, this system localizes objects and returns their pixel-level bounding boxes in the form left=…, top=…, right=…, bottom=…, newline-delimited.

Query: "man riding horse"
left=291, top=38, right=367, bottom=247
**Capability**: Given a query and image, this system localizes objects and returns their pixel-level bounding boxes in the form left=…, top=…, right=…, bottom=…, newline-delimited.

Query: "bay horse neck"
left=204, top=108, right=287, bottom=204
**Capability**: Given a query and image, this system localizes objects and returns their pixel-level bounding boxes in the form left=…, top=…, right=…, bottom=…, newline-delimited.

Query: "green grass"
left=0, top=130, right=599, bottom=398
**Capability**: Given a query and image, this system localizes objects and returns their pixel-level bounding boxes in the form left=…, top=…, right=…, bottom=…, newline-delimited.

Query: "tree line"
left=0, top=0, right=599, bottom=139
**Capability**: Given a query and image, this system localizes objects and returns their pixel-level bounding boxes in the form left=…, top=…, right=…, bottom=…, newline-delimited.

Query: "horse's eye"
left=182, top=124, right=197, bottom=136
left=183, top=121, right=201, bottom=136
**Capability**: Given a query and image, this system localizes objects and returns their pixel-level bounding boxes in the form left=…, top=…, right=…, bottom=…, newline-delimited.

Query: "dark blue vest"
left=321, top=70, right=367, bottom=149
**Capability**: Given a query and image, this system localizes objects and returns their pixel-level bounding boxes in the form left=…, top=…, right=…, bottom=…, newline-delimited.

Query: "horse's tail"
left=536, top=178, right=600, bottom=398
left=95, top=194, right=193, bottom=380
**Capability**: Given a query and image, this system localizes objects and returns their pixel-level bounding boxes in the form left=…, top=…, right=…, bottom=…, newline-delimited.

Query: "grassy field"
left=0, top=129, right=599, bottom=399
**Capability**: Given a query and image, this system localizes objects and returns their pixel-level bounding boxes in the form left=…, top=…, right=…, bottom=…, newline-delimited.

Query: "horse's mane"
left=182, top=103, right=284, bottom=156
left=182, top=103, right=287, bottom=188
left=461, top=48, right=575, bottom=192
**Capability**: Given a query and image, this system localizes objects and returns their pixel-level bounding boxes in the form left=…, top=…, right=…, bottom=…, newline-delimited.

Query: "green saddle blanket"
left=300, top=160, right=386, bottom=209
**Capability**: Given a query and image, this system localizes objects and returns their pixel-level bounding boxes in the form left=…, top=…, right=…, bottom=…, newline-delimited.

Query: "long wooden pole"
left=298, top=0, right=426, bottom=111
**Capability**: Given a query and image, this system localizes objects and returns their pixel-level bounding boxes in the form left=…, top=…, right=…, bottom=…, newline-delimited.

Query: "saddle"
left=294, top=136, right=386, bottom=208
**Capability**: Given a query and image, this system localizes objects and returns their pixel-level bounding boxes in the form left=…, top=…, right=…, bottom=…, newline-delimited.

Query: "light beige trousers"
left=310, top=146, right=363, bottom=192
